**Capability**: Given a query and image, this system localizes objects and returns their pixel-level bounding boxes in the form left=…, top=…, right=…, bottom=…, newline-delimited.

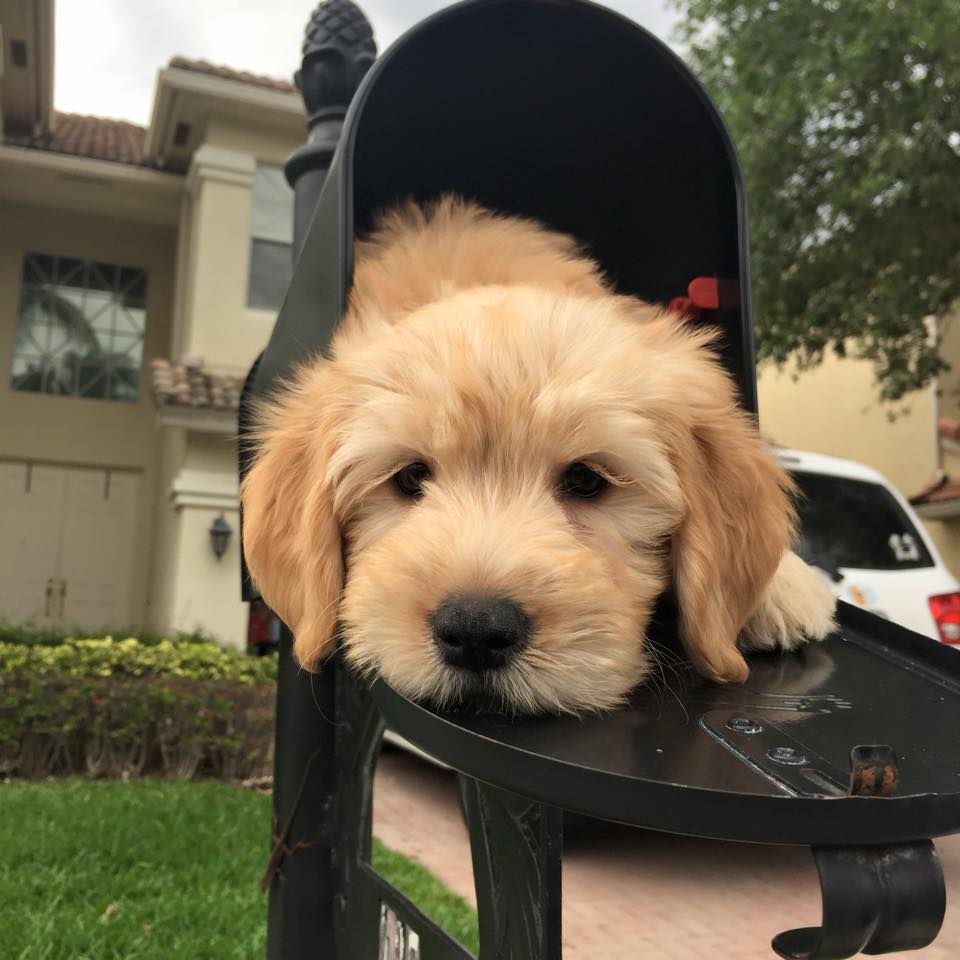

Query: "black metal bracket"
left=772, top=841, right=946, bottom=959
left=461, top=777, right=563, bottom=960
left=332, top=660, right=475, bottom=960
left=265, top=647, right=958, bottom=960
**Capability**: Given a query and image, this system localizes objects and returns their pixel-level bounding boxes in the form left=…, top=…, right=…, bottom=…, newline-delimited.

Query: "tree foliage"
left=674, top=0, right=960, bottom=400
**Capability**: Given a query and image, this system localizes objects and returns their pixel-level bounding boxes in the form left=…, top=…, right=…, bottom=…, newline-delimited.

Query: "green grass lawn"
left=0, top=779, right=478, bottom=960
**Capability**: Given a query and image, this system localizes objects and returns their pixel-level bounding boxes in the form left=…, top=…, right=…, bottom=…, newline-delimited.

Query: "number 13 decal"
left=889, top=533, right=920, bottom=562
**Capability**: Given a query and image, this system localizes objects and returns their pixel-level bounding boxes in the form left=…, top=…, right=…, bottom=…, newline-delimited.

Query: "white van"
left=778, top=449, right=960, bottom=645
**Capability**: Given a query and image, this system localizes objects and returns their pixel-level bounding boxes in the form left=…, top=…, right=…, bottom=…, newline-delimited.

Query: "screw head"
left=726, top=717, right=763, bottom=735
left=768, top=746, right=808, bottom=766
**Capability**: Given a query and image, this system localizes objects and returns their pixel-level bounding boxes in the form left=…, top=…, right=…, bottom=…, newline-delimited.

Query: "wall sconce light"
left=209, top=513, right=233, bottom=561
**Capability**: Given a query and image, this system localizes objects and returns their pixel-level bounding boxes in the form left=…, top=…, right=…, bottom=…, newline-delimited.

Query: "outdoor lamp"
left=209, top=513, right=232, bottom=560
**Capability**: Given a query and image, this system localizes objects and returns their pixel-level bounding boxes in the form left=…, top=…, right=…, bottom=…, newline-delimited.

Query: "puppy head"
left=242, top=287, right=793, bottom=712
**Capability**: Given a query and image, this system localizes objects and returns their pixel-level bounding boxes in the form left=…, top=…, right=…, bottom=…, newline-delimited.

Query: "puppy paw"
left=740, top=551, right=837, bottom=653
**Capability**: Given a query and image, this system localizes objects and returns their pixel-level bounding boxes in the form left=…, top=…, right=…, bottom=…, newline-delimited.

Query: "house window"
left=10, top=253, right=148, bottom=402
left=247, top=164, right=293, bottom=310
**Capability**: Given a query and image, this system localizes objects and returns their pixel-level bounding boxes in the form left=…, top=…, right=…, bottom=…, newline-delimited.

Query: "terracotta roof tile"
left=939, top=418, right=960, bottom=442
left=908, top=475, right=960, bottom=507
left=4, top=112, right=158, bottom=168
left=168, top=56, right=296, bottom=94
left=4, top=58, right=296, bottom=166
left=910, top=423, right=960, bottom=505
left=151, top=358, right=244, bottom=412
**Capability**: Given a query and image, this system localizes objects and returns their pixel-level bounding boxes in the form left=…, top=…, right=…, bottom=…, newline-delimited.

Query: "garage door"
left=0, top=461, right=140, bottom=632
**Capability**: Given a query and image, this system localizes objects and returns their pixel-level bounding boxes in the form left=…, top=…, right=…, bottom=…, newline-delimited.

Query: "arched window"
left=10, top=253, right=148, bottom=403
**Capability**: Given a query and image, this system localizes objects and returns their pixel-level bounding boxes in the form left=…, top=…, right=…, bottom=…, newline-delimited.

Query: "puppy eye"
left=559, top=462, right=608, bottom=499
left=393, top=462, right=431, bottom=498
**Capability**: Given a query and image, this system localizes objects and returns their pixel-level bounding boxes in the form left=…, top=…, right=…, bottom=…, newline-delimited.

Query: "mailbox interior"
left=258, top=0, right=756, bottom=411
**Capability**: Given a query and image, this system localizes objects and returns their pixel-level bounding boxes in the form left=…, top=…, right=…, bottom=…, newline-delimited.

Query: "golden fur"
left=242, top=197, right=836, bottom=713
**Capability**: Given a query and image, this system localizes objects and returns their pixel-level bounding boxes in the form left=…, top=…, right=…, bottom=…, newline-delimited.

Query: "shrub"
left=0, top=620, right=217, bottom=647
left=0, top=637, right=276, bottom=780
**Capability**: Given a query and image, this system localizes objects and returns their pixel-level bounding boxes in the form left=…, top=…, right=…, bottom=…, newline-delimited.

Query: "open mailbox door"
left=246, top=2, right=960, bottom=958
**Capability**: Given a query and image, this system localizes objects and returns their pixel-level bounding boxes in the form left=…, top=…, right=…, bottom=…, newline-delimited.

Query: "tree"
left=673, top=0, right=960, bottom=401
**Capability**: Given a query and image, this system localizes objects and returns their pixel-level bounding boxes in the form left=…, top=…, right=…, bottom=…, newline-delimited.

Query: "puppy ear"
left=241, top=366, right=343, bottom=669
left=664, top=333, right=795, bottom=683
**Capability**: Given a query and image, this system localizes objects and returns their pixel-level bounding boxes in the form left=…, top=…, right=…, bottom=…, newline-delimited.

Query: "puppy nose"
left=430, top=595, right=530, bottom=671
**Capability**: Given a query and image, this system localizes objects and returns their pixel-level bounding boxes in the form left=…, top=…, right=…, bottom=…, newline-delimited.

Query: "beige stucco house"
left=1, top=0, right=958, bottom=647
left=0, top=0, right=305, bottom=645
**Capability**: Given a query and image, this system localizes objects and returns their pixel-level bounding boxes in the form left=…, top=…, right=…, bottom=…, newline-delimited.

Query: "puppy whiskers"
left=643, top=637, right=690, bottom=723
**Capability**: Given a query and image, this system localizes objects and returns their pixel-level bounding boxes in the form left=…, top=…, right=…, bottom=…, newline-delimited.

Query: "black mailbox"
left=244, top=3, right=960, bottom=959
left=256, top=0, right=755, bottom=410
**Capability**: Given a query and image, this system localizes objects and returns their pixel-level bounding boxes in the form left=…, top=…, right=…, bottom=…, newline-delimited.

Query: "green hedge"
left=0, top=620, right=216, bottom=647
left=0, top=637, right=276, bottom=781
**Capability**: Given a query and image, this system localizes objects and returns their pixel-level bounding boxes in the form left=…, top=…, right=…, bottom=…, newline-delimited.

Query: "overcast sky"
left=54, top=0, right=679, bottom=126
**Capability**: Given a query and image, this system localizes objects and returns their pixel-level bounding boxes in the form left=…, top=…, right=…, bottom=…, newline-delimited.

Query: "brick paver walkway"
left=373, top=746, right=960, bottom=959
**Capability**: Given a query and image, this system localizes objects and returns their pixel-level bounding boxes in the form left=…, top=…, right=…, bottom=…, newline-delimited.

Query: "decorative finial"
left=295, top=0, right=377, bottom=129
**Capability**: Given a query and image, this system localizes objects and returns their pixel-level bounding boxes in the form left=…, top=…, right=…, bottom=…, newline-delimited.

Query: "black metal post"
left=252, top=4, right=376, bottom=959
left=285, top=0, right=376, bottom=257
left=462, top=780, right=563, bottom=960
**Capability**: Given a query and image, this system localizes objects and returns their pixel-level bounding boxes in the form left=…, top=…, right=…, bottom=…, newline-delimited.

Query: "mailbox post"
left=238, top=4, right=376, bottom=958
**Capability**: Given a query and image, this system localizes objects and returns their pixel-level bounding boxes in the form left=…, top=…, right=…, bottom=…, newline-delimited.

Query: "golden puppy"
left=242, top=197, right=835, bottom=713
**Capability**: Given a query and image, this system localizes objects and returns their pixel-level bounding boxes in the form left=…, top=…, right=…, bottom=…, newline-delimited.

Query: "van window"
left=791, top=471, right=933, bottom=571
